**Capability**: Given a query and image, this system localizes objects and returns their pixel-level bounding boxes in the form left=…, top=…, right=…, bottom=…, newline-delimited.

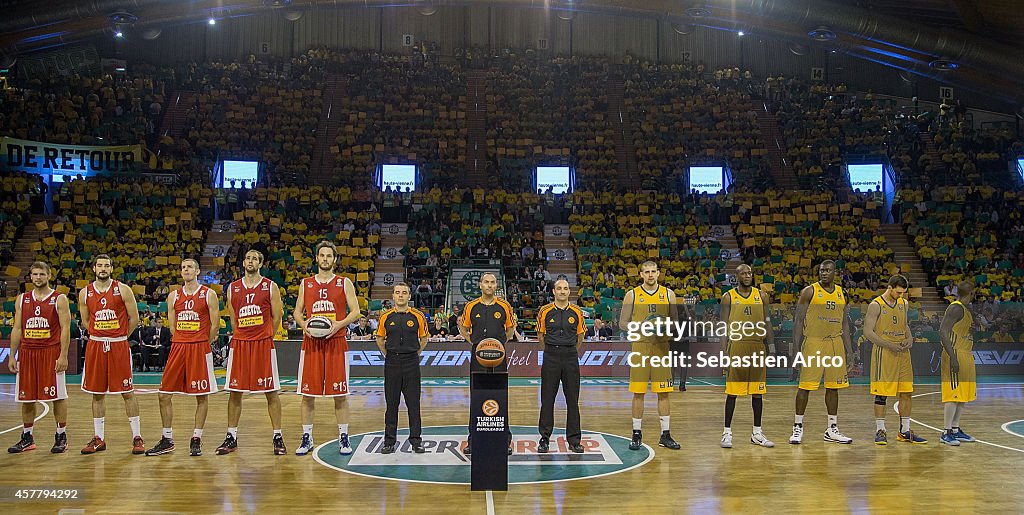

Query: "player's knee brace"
left=874, top=395, right=887, bottom=406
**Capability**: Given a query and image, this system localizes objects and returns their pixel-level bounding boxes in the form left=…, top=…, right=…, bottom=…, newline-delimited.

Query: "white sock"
left=94, top=417, right=105, bottom=440
left=339, top=424, right=349, bottom=436
left=943, top=403, right=956, bottom=430
left=827, top=415, right=837, bottom=427
left=753, top=426, right=762, bottom=435
left=723, top=427, right=732, bottom=434
left=163, top=428, right=173, bottom=439
left=302, top=424, right=313, bottom=437
left=876, top=419, right=886, bottom=431
left=56, top=426, right=66, bottom=435
left=24, top=425, right=33, bottom=435
left=128, top=416, right=141, bottom=438
left=900, top=417, right=910, bottom=433
left=227, top=427, right=238, bottom=438
left=273, top=429, right=282, bottom=437
left=794, top=415, right=804, bottom=425
left=193, top=428, right=203, bottom=439
left=952, top=403, right=964, bottom=429
left=659, top=416, right=670, bottom=432
left=632, top=418, right=642, bottom=431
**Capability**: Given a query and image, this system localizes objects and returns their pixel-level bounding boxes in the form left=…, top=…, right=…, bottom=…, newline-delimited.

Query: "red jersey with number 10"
left=303, top=274, right=349, bottom=339
left=173, top=285, right=212, bottom=344
left=86, top=281, right=129, bottom=339
left=21, top=290, right=62, bottom=348
left=230, top=277, right=274, bottom=340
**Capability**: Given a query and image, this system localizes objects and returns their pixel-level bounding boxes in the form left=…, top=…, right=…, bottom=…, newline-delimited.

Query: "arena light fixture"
left=684, top=6, right=711, bottom=18
left=928, top=59, right=959, bottom=71
left=208, top=18, right=217, bottom=25
left=807, top=26, right=837, bottom=42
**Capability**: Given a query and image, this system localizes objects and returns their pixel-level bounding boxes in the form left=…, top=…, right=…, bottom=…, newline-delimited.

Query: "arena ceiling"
left=1, top=0, right=1022, bottom=111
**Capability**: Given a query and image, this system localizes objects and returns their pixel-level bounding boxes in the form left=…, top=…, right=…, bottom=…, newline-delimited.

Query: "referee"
left=537, top=279, right=586, bottom=453
left=375, top=283, right=429, bottom=454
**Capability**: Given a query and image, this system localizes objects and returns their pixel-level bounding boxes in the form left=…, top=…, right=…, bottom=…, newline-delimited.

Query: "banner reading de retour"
left=1, top=137, right=142, bottom=175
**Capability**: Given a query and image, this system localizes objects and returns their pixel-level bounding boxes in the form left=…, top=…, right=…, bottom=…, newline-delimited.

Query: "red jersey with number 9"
left=86, top=281, right=130, bottom=339
left=173, top=285, right=212, bottom=344
left=229, top=277, right=274, bottom=340
left=303, top=274, right=349, bottom=339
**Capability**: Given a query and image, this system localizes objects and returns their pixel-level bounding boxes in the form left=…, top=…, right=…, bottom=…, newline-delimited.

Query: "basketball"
left=475, top=338, right=505, bottom=368
left=306, top=316, right=334, bottom=338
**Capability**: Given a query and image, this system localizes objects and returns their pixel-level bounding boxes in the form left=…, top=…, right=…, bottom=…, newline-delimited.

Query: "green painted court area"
left=3, top=375, right=1023, bottom=388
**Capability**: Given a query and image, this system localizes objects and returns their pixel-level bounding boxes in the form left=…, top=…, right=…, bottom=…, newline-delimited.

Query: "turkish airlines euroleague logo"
left=482, top=399, right=499, bottom=416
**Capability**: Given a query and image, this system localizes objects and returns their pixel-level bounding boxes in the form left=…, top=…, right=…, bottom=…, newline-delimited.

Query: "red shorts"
left=159, top=342, right=218, bottom=395
left=16, top=345, right=68, bottom=403
left=225, top=336, right=280, bottom=393
left=81, top=338, right=134, bottom=394
left=297, top=335, right=350, bottom=397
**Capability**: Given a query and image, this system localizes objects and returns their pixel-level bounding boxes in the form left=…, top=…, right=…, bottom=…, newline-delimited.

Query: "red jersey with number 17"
left=229, top=277, right=274, bottom=340
left=303, top=274, right=349, bottom=339
left=173, top=285, right=212, bottom=344
left=86, top=281, right=130, bottom=339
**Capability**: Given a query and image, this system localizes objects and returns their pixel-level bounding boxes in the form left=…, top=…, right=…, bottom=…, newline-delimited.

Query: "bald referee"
left=536, top=279, right=586, bottom=453
left=375, top=283, right=429, bottom=454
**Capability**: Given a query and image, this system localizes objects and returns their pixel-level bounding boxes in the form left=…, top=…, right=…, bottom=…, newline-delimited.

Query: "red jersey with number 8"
left=173, top=285, right=212, bottom=344
left=86, top=281, right=129, bottom=339
left=302, top=274, right=349, bottom=339
left=21, top=290, right=62, bottom=348
left=230, top=277, right=274, bottom=340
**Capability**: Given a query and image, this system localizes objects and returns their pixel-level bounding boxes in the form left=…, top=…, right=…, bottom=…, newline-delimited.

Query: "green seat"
left=368, top=300, right=384, bottom=311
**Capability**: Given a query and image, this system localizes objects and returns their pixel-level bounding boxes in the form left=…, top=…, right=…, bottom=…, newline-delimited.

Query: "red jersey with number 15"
left=303, top=274, right=349, bottom=338
left=230, top=277, right=274, bottom=340
left=86, top=280, right=129, bottom=339
left=21, top=290, right=62, bottom=348
left=173, top=285, right=212, bottom=344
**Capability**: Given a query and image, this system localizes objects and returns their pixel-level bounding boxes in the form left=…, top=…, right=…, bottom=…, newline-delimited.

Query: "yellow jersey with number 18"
left=631, top=285, right=671, bottom=323
left=804, top=282, right=845, bottom=339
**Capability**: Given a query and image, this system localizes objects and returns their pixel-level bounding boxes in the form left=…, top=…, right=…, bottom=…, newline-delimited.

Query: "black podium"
left=470, top=371, right=509, bottom=491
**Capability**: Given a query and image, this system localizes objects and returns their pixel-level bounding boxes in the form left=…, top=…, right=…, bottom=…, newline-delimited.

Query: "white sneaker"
left=751, top=432, right=775, bottom=448
left=720, top=432, right=733, bottom=448
left=295, top=433, right=314, bottom=456
left=338, top=433, right=353, bottom=455
left=789, top=424, right=803, bottom=444
left=823, top=424, right=853, bottom=444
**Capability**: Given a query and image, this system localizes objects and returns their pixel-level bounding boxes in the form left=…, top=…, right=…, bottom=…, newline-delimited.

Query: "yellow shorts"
left=725, top=341, right=767, bottom=396
left=798, top=336, right=849, bottom=391
left=869, top=344, right=914, bottom=396
left=941, top=349, right=976, bottom=403
left=629, top=339, right=674, bottom=393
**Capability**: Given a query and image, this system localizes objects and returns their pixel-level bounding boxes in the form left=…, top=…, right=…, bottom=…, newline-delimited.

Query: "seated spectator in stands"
left=586, top=318, right=614, bottom=340
left=414, top=280, right=434, bottom=308
left=429, top=316, right=450, bottom=339
left=349, top=317, right=374, bottom=339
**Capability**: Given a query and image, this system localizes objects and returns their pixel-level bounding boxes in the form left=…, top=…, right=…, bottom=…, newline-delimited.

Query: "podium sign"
left=470, top=371, right=509, bottom=491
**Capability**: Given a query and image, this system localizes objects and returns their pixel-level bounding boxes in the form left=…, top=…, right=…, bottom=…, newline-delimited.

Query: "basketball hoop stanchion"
left=470, top=370, right=509, bottom=491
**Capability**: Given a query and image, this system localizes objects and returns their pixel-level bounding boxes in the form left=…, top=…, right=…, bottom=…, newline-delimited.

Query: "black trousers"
left=384, top=352, right=422, bottom=446
left=671, top=340, right=691, bottom=388
left=468, top=347, right=511, bottom=443
left=538, top=345, right=582, bottom=444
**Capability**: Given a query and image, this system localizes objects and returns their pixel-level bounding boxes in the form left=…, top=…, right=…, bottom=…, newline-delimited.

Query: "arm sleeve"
left=574, top=306, right=586, bottom=335
left=374, top=312, right=388, bottom=338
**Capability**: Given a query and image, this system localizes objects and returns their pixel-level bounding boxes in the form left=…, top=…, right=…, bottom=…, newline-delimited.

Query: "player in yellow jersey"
left=864, top=275, right=926, bottom=444
left=939, top=281, right=977, bottom=446
left=719, top=264, right=775, bottom=448
left=619, top=261, right=680, bottom=451
left=790, top=260, right=856, bottom=444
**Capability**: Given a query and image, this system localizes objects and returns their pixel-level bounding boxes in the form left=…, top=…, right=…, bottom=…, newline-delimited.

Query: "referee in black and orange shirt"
left=375, top=283, right=429, bottom=454
left=536, top=279, right=587, bottom=453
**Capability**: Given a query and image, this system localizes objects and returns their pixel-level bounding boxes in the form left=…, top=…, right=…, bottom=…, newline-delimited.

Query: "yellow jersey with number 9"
left=804, top=282, right=845, bottom=339
left=872, top=295, right=907, bottom=345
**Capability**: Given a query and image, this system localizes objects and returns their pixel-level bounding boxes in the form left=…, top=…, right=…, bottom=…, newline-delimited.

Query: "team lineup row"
left=5, top=246, right=981, bottom=458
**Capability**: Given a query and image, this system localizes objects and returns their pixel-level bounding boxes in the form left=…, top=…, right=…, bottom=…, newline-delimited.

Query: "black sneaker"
left=629, top=430, right=642, bottom=451
left=413, top=442, right=425, bottom=454
left=659, top=431, right=681, bottom=450
left=189, top=437, right=202, bottom=456
left=215, top=434, right=237, bottom=455
left=51, top=432, right=68, bottom=453
left=538, top=436, right=550, bottom=453
left=273, top=435, right=286, bottom=455
left=507, top=444, right=513, bottom=456
left=8, top=432, right=36, bottom=453
left=464, top=443, right=471, bottom=455
left=569, top=443, right=585, bottom=453
left=381, top=443, right=396, bottom=454
left=145, top=437, right=175, bottom=456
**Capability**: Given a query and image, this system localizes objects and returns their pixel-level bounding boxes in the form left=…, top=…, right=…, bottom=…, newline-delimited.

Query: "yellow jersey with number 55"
left=804, top=282, right=845, bottom=339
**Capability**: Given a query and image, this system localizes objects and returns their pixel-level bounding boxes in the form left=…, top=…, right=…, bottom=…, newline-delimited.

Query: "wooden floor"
left=1, top=381, right=1023, bottom=514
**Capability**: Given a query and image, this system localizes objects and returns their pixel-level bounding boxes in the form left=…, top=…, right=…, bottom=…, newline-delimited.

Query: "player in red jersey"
left=293, top=240, right=361, bottom=456
left=7, top=261, right=73, bottom=454
left=79, top=254, right=144, bottom=455
left=215, top=249, right=286, bottom=456
left=145, top=258, right=220, bottom=457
